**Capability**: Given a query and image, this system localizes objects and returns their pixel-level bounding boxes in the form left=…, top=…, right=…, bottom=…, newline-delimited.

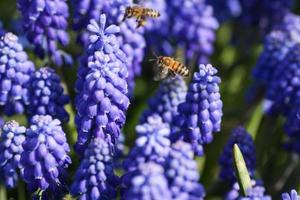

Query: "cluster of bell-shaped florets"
left=0, top=32, right=35, bottom=115
left=20, top=115, right=71, bottom=198
left=74, top=14, right=129, bottom=154
left=0, top=120, right=25, bottom=188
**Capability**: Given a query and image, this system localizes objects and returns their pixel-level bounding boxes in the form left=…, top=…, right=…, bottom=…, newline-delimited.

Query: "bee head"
left=157, top=56, right=164, bottom=65
left=125, top=7, right=133, bottom=17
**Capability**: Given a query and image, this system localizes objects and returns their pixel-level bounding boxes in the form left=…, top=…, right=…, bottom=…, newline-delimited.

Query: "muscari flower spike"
left=121, top=162, right=172, bottom=200
left=174, top=64, right=223, bottom=156
left=282, top=190, right=300, bottom=200
left=219, top=126, right=256, bottom=184
left=207, top=0, right=241, bottom=22
left=123, top=114, right=171, bottom=172
left=165, top=0, right=219, bottom=63
left=0, top=120, right=26, bottom=188
left=225, top=181, right=271, bottom=200
left=72, top=0, right=145, bottom=95
left=75, top=14, right=129, bottom=154
left=140, top=76, right=187, bottom=124
left=0, top=32, right=35, bottom=116
left=20, top=115, right=71, bottom=197
left=17, top=0, right=72, bottom=66
left=71, top=138, right=119, bottom=200
left=264, top=44, right=300, bottom=116
left=28, top=67, right=69, bottom=122
left=165, top=140, right=205, bottom=200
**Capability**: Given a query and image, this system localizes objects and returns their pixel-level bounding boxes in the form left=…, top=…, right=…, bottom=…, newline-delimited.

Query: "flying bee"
left=150, top=55, right=190, bottom=81
left=122, top=5, right=160, bottom=28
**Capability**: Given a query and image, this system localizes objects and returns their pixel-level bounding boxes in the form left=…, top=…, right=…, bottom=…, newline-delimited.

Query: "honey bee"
left=151, top=55, right=190, bottom=81
left=122, top=5, right=160, bottom=28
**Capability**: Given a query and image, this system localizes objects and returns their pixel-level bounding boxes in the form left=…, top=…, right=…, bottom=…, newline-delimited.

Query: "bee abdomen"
left=176, top=65, right=190, bottom=77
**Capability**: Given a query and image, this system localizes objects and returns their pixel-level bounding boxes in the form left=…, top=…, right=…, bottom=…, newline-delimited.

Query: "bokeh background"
left=1, top=0, right=300, bottom=199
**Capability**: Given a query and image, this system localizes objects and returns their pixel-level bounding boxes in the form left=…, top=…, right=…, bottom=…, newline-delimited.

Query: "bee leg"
left=168, top=70, right=176, bottom=78
left=136, top=17, right=146, bottom=28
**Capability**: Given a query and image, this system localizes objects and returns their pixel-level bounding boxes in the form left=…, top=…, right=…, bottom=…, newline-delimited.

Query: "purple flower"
left=174, top=64, right=223, bottom=156
left=17, top=0, right=72, bottom=66
left=28, top=67, right=69, bottom=122
left=71, top=138, right=119, bottom=200
left=74, top=14, right=129, bottom=155
left=165, top=141, right=205, bottom=199
left=123, top=114, right=171, bottom=172
left=121, top=162, right=172, bottom=200
left=72, top=0, right=145, bottom=95
left=0, top=120, right=26, bottom=188
left=140, top=76, right=187, bottom=124
left=20, top=115, right=71, bottom=197
left=148, top=0, right=219, bottom=63
left=0, top=32, right=35, bottom=115
left=207, top=0, right=241, bottom=22
left=282, top=190, right=300, bottom=200
left=225, top=181, right=271, bottom=200
left=219, top=126, right=256, bottom=184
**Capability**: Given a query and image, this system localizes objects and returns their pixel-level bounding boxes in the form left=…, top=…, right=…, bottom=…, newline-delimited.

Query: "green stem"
left=0, top=184, right=7, bottom=200
left=246, top=102, right=263, bottom=139
left=233, top=144, right=252, bottom=196
left=18, top=181, right=26, bottom=200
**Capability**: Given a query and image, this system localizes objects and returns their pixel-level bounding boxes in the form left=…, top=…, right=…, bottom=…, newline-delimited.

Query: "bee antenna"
left=151, top=49, right=158, bottom=59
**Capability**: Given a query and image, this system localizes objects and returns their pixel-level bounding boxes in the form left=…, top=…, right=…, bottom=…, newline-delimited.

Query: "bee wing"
left=153, top=65, right=169, bottom=81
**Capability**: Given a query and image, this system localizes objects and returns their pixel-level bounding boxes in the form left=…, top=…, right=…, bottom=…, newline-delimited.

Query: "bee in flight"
left=151, top=55, right=190, bottom=81
left=122, top=5, right=160, bottom=28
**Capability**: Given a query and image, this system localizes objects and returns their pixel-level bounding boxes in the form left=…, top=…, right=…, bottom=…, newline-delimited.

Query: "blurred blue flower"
left=0, top=32, right=35, bottom=116
left=28, top=67, right=69, bottom=122
left=225, top=181, right=271, bottom=200
left=121, top=162, right=172, bottom=200
left=282, top=190, right=300, bottom=200
left=20, top=115, right=71, bottom=197
left=0, top=120, right=25, bottom=188
left=0, top=21, right=5, bottom=36
left=74, top=14, right=129, bottom=154
left=71, top=138, right=119, bottom=200
left=207, top=0, right=241, bottom=22
left=72, top=0, right=145, bottom=95
left=165, top=141, right=205, bottom=199
left=17, top=0, right=72, bottom=66
left=140, top=76, right=187, bottom=124
left=174, top=64, right=223, bottom=156
left=123, top=114, right=171, bottom=172
left=219, top=126, right=256, bottom=184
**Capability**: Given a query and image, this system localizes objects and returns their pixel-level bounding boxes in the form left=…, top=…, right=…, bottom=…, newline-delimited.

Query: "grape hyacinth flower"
left=282, top=190, right=300, bottom=200
left=121, top=162, right=172, bottom=200
left=219, top=126, right=256, bottom=184
left=123, top=114, right=171, bottom=172
left=264, top=44, right=300, bottom=115
left=0, top=121, right=25, bottom=188
left=174, top=64, right=223, bottom=156
left=17, top=0, right=72, bottom=66
left=0, top=32, right=35, bottom=115
left=207, top=0, right=241, bottom=22
left=71, top=138, right=119, bottom=200
left=140, top=76, right=187, bottom=124
left=165, top=141, right=205, bottom=200
left=225, top=181, right=271, bottom=200
left=28, top=67, right=69, bottom=122
left=72, top=0, right=145, bottom=94
left=75, top=14, right=129, bottom=154
left=165, top=0, right=219, bottom=63
left=20, top=115, right=71, bottom=197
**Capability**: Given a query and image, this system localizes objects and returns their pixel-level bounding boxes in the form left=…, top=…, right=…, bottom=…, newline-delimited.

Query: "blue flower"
left=219, top=126, right=256, bottom=184
left=282, top=190, right=300, bottom=200
left=0, top=120, right=26, bottom=188
left=207, top=0, right=241, bottom=22
left=20, top=115, right=71, bottom=197
left=72, top=0, right=145, bottom=95
left=174, top=64, right=223, bottom=156
left=123, top=114, right=171, bottom=172
left=140, top=76, right=187, bottom=124
left=225, top=181, right=271, bottom=200
left=121, top=162, right=172, bottom=200
left=0, top=21, right=5, bottom=36
left=0, top=32, right=35, bottom=115
left=75, top=14, right=129, bottom=155
left=28, top=67, right=69, bottom=122
left=17, top=0, right=72, bottom=66
left=165, top=141, right=205, bottom=199
left=71, top=138, right=119, bottom=200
